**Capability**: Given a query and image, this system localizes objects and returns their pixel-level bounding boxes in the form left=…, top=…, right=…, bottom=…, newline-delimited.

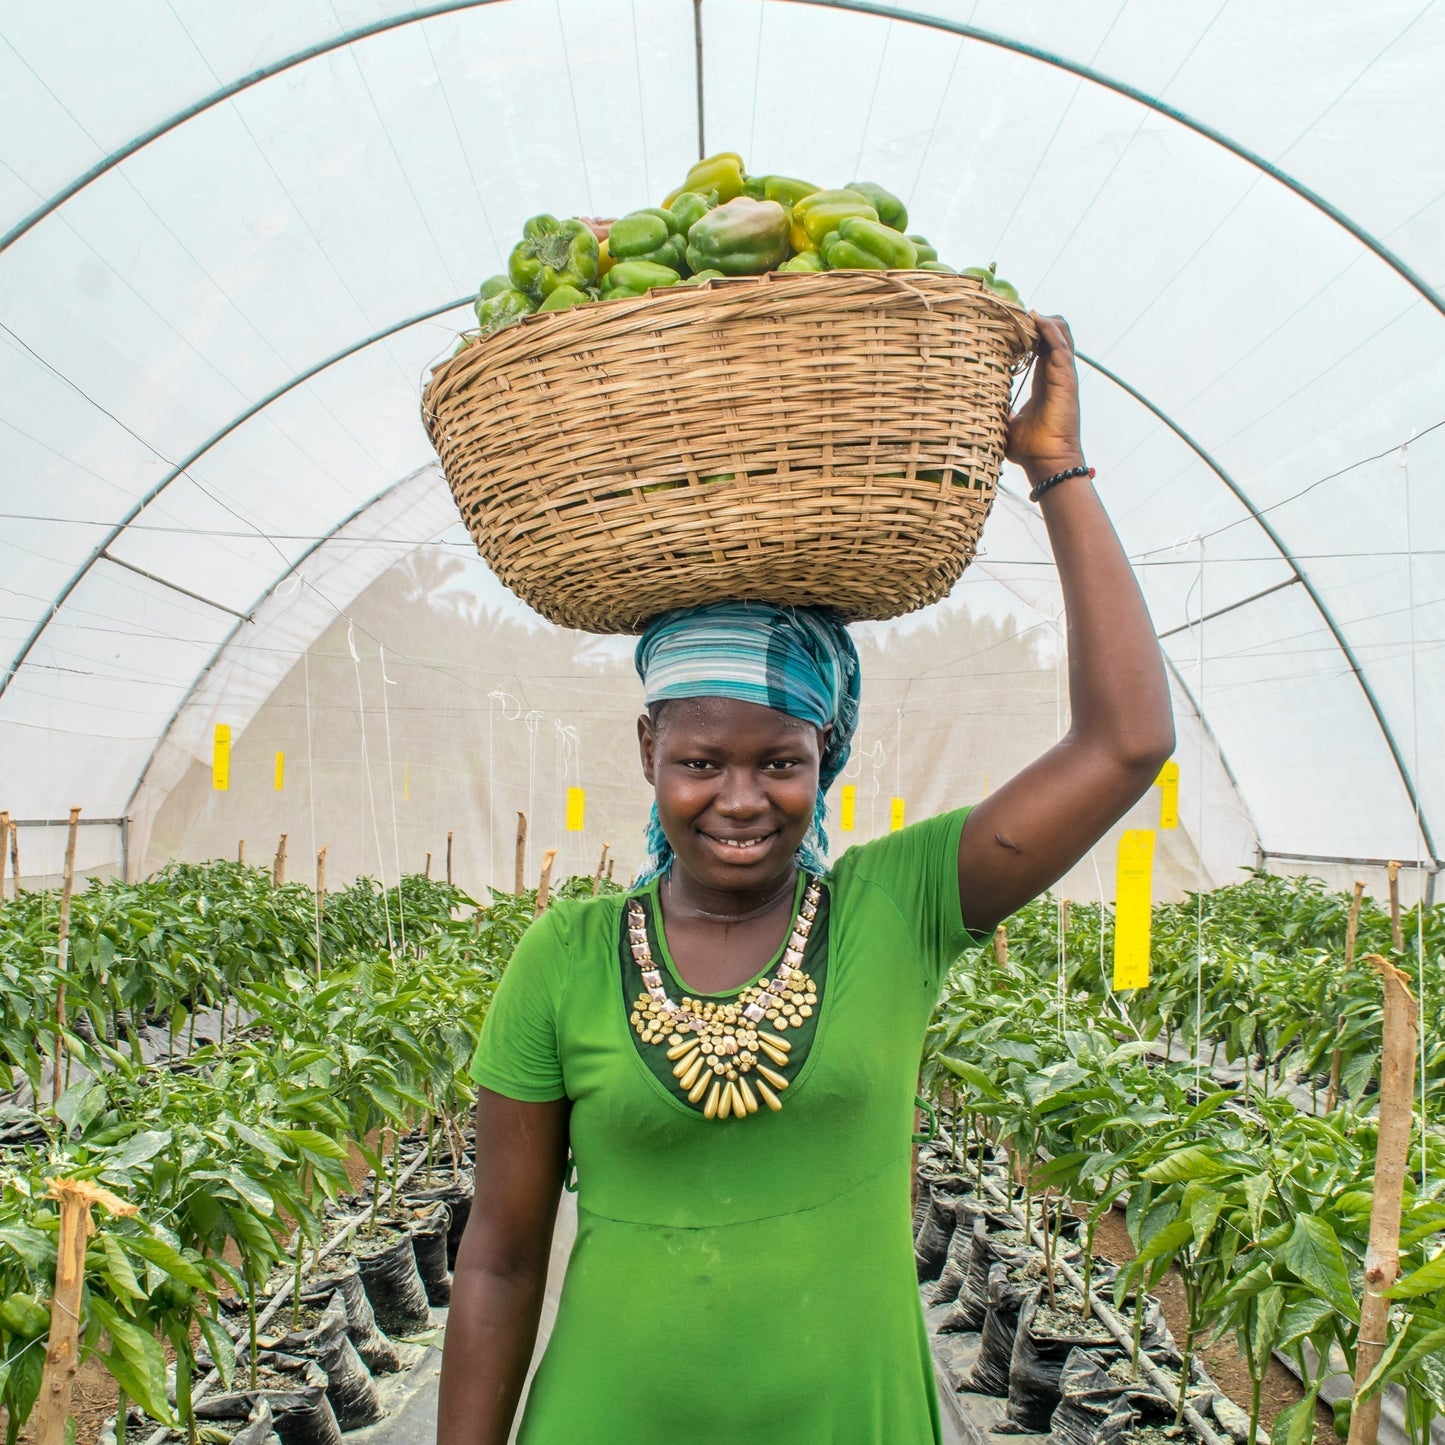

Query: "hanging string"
left=554, top=720, right=580, bottom=870
left=525, top=709, right=542, bottom=885
left=346, top=624, right=394, bottom=954
left=1401, top=437, right=1428, bottom=1188
left=378, top=644, right=407, bottom=954
left=1054, top=613, right=1067, bottom=1037
left=1193, top=534, right=1207, bottom=1100
left=488, top=690, right=521, bottom=894
left=303, top=646, right=321, bottom=977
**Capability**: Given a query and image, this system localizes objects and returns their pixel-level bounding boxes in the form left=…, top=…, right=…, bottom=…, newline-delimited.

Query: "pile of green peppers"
left=465, top=151, right=1023, bottom=344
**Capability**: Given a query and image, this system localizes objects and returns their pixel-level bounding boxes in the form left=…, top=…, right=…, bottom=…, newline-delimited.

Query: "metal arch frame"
left=0, top=0, right=1435, bottom=853
left=122, top=459, right=443, bottom=819
left=0, top=296, right=475, bottom=698
left=1077, top=350, right=1438, bottom=862
left=2, top=0, right=1440, bottom=322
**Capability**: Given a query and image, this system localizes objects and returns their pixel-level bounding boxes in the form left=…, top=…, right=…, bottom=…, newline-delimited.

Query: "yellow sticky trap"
left=403, top=763, right=410, bottom=803
left=890, top=797, right=905, bottom=832
left=1156, top=759, right=1179, bottom=830
left=839, top=785, right=856, bottom=832
left=1113, top=829, right=1156, bottom=991
left=274, top=752, right=285, bottom=791
left=212, top=725, right=231, bottom=791
left=566, top=787, right=586, bottom=831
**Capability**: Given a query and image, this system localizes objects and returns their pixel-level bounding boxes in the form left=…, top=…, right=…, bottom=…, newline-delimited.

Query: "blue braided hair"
left=633, top=602, right=861, bottom=885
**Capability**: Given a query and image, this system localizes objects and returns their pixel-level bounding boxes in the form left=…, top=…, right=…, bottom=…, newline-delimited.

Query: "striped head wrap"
left=633, top=601, right=861, bottom=883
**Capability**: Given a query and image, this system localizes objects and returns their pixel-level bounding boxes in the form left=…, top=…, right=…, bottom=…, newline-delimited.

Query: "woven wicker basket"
left=422, top=270, right=1035, bottom=634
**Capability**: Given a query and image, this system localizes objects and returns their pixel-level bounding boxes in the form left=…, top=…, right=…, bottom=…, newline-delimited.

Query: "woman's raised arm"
left=957, top=314, right=1175, bottom=934
left=436, top=1089, right=571, bottom=1444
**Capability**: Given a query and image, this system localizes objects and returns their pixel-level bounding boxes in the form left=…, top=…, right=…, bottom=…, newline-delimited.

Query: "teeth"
left=718, top=836, right=766, bottom=848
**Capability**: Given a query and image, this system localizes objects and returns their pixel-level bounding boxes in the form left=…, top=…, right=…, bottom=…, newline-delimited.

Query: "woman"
left=438, top=315, right=1174, bottom=1443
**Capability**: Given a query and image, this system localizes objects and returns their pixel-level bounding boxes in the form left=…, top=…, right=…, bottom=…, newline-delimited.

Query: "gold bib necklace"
left=627, top=876, right=823, bottom=1121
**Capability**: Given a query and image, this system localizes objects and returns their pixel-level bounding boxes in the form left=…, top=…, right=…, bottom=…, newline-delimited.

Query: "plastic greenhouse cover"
left=0, top=0, right=1440, bottom=887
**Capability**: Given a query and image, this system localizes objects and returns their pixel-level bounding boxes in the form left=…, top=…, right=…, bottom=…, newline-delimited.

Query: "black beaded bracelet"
left=1028, top=464, right=1095, bottom=504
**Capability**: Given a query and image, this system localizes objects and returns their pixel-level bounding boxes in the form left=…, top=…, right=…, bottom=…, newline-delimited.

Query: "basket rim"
left=421, top=268, right=1037, bottom=421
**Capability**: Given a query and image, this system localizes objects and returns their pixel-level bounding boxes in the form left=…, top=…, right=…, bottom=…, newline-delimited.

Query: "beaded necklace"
left=627, top=875, right=823, bottom=1121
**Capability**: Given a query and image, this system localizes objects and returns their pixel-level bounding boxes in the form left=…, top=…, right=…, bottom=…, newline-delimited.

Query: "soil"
left=1090, top=1207, right=1340, bottom=1445
left=0, top=1352, right=117, bottom=1444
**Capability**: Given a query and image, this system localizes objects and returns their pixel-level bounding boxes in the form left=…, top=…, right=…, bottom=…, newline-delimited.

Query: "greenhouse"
left=0, top=2, right=1441, bottom=1444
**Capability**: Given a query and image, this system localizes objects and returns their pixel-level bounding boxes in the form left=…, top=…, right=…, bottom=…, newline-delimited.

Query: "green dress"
left=470, top=808, right=974, bottom=1443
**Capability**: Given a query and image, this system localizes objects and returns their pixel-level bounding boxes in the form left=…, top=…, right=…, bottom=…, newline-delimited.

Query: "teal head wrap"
left=633, top=602, right=861, bottom=883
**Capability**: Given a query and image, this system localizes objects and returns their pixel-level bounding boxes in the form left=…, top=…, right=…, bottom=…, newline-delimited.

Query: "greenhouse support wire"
left=347, top=623, right=394, bottom=954
left=137, top=1142, right=438, bottom=1445
left=379, top=643, right=408, bottom=953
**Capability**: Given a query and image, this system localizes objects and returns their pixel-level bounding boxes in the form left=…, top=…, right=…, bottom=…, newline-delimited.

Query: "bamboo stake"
left=424, top=850, right=433, bottom=879
left=514, top=812, right=527, bottom=895
left=272, top=833, right=288, bottom=887
left=1387, top=861, right=1403, bottom=952
left=1327, top=881, right=1366, bottom=1110
left=1346, top=954, right=1418, bottom=1445
left=993, top=923, right=1008, bottom=966
left=592, top=842, right=611, bottom=896
left=10, top=819, right=21, bottom=894
left=31, top=1178, right=137, bottom=1445
left=606, top=857, right=615, bottom=881
left=0, top=810, right=9, bottom=899
left=316, top=846, right=327, bottom=899
left=446, top=830, right=454, bottom=886
left=535, top=849, right=557, bottom=915
left=52, top=807, right=81, bottom=1111
left=237, top=838, right=245, bottom=864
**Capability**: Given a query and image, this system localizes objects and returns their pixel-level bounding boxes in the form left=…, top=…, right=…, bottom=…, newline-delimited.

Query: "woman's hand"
left=1006, top=313, right=1085, bottom=483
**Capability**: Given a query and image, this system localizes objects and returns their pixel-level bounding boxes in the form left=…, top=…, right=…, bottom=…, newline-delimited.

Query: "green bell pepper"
left=906, top=235, right=938, bottom=263
left=790, top=188, right=878, bottom=251
left=478, top=273, right=512, bottom=301
left=777, top=251, right=827, bottom=274
left=475, top=284, right=538, bottom=336
left=742, top=174, right=821, bottom=211
left=538, top=283, right=594, bottom=312
left=822, top=216, right=919, bottom=270
left=601, top=260, right=685, bottom=299
left=918, top=260, right=957, bottom=274
left=685, top=197, right=791, bottom=275
left=608, top=208, right=688, bottom=274
left=667, top=190, right=717, bottom=236
left=508, top=214, right=601, bottom=299
left=681, top=268, right=726, bottom=285
left=845, top=180, right=908, bottom=232
left=961, top=260, right=1022, bottom=305
left=679, top=151, right=746, bottom=203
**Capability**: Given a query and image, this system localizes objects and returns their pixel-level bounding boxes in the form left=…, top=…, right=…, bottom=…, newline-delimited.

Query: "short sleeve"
left=468, top=909, right=570, bottom=1102
left=832, top=806, right=984, bottom=989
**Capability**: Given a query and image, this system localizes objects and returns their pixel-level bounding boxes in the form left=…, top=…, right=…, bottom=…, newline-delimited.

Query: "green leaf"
left=285, top=1128, right=348, bottom=1161
left=106, top=1129, right=172, bottom=1170
left=1135, top=1216, right=1195, bottom=1268
left=90, top=1298, right=175, bottom=1425
left=1143, top=1146, right=1232, bottom=1183
left=1276, top=1297, right=1334, bottom=1350
left=939, top=1059, right=1000, bottom=1097
left=1282, top=1215, right=1357, bottom=1317
left=1269, top=1390, right=1319, bottom=1445
left=1189, top=1189, right=1225, bottom=1249
left=1243, top=1173, right=1272, bottom=1237
left=223, top=1169, right=276, bottom=1217
left=1385, top=1252, right=1445, bottom=1299
left=198, top=1311, right=237, bottom=1389
left=100, top=1235, right=147, bottom=1301
left=123, top=1234, right=208, bottom=1289
left=226, top=1119, right=287, bottom=1163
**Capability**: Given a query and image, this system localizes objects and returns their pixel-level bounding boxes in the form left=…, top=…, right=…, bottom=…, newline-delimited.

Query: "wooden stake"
left=535, top=849, right=557, bottom=916
left=592, top=842, right=611, bottom=896
left=52, top=807, right=81, bottom=1111
left=606, top=856, right=615, bottom=881
left=237, top=838, right=245, bottom=864
left=514, top=812, right=528, bottom=895
left=424, top=850, right=433, bottom=879
left=1327, top=881, right=1366, bottom=1109
left=1387, top=860, right=1403, bottom=952
left=993, top=924, right=1009, bottom=967
left=0, top=810, right=9, bottom=899
left=316, top=846, right=327, bottom=899
left=10, top=819, right=21, bottom=894
left=31, top=1178, right=137, bottom=1445
left=446, top=830, right=454, bottom=886
left=1346, top=955, right=1418, bottom=1445
left=273, top=833, right=288, bottom=887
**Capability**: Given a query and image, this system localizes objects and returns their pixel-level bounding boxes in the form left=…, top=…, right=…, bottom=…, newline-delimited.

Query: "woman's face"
left=638, top=696, right=830, bottom=896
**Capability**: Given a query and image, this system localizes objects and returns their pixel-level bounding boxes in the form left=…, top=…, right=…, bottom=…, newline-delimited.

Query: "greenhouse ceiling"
left=0, top=0, right=1441, bottom=877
